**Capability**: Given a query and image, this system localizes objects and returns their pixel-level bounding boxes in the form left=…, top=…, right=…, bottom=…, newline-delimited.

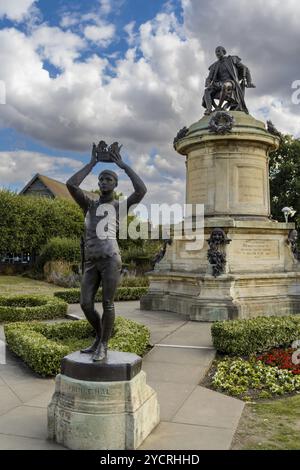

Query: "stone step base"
left=141, top=272, right=300, bottom=321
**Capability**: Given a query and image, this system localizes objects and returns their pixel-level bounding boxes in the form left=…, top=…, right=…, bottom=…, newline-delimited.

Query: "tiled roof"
left=20, top=173, right=98, bottom=201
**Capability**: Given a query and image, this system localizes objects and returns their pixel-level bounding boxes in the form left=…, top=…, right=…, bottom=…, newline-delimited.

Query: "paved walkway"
left=0, top=302, right=244, bottom=450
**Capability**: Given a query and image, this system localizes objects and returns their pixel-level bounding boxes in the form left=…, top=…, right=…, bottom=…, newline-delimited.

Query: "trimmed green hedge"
left=120, top=276, right=149, bottom=287
left=4, top=317, right=151, bottom=377
left=54, top=286, right=148, bottom=304
left=38, top=237, right=81, bottom=266
left=212, top=316, right=300, bottom=355
left=0, top=295, right=67, bottom=323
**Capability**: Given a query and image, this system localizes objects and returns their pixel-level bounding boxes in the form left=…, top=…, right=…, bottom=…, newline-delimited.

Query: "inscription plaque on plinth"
left=234, top=239, right=279, bottom=260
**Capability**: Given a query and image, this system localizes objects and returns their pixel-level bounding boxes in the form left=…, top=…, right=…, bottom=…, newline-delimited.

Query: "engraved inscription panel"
left=188, top=160, right=208, bottom=204
left=238, top=166, right=264, bottom=204
left=61, top=381, right=113, bottom=399
left=234, top=239, right=279, bottom=260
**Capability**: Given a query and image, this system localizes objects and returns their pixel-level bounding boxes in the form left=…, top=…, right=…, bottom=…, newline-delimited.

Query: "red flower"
left=256, top=347, right=300, bottom=374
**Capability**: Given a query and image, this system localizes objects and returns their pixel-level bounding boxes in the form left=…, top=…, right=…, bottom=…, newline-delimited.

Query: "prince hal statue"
left=67, top=142, right=147, bottom=362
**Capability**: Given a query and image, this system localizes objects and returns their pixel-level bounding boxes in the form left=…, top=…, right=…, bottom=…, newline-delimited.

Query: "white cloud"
left=0, top=151, right=82, bottom=187
left=124, top=21, right=136, bottom=46
left=0, top=0, right=36, bottom=22
left=31, top=26, right=86, bottom=69
left=84, top=23, right=116, bottom=47
left=99, top=0, right=112, bottom=15
left=1, top=0, right=300, bottom=207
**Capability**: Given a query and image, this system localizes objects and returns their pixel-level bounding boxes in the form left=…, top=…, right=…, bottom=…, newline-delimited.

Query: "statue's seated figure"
left=202, top=46, right=256, bottom=115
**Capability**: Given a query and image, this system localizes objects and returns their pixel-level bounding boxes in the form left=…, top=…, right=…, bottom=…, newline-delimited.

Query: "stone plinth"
left=176, top=111, right=277, bottom=217
left=141, top=111, right=300, bottom=320
left=48, top=351, right=160, bottom=450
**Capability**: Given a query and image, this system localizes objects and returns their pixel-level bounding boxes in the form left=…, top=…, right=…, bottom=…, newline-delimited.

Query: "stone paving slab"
left=0, top=386, right=22, bottom=416
left=139, top=421, right=236, bottom=450
left=0, top=433, right=65, bottom=450
left=147, top=381, right=196, bottom=421
left=0, top=406, right=49, bottom=439
left=0, top=376, right=6, bottom=386
left=145, top=345, right=215, bottom=366
left=160, top=321, right=214, bottom=347
left=172, top=386, right=244, bottom=430
left=0, top=364, right=48, bottom=386
left=24, top=388, right=56, bottom=408
left=7, top=379, right=54, bottom=403
left=142, top=361, right=208, bottom=385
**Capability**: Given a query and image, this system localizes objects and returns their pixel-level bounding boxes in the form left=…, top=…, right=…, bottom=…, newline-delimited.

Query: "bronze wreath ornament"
left=208, top=111, right=235, bottom=135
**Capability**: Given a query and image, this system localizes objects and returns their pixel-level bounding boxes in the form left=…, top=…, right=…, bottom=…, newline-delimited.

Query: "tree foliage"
left=0, top=190, right=84, bottom=253
left=269, top=135, right=300, bottom=225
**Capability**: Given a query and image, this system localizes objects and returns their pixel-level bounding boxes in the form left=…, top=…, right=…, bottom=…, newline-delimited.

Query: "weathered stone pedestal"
left=48, top=351, right=160, bottom=450
left=141, top=111, right=300, bottom=320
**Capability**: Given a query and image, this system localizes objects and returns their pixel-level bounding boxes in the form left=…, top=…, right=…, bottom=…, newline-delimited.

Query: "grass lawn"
left=232, top=394, right=300, bottom=450
left=0, top=275, right=68, bottom=296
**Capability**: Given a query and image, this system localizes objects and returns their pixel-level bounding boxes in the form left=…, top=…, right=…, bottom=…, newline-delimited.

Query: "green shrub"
left=212, top=357, right=300, bottom=400
left=54, top=286, right=148, bottom=304
left=0, top=190, right=83, bottom=254
left=212, top=316, right=300, bottom=355
left=39, top=237, right=81, bottom=266
left=44, top=260, right=81, bottom=288
left=4, top=317, right=151, bottom=376
left=120, top=276, right=149, bottom=287
left=0, top=294, right=67, bottom=322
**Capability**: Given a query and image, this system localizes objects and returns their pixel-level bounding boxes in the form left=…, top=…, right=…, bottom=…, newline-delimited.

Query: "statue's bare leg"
left=93, top=255, right=122, bottom=362
left=80, top=262, right=102, bottom=353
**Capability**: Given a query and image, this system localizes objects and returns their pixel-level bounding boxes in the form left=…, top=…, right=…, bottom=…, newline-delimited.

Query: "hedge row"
left=38, top=237, right=81, bottom=266
left=120, top=276, right=149, bottom=287
left=4, top=318, right=150, bottom=377
left=0, top=295, right=67, bottom=323
left=212, top=315, right=300, bottom=355
left=0, top=190, right=84, bottom=254
left=54, top=287, right=148, bottom=304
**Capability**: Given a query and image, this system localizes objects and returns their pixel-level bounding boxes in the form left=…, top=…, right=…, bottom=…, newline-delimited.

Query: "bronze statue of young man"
left=66, top=143, right=147, bottom=361
left=202, top=46, right=256, bottom=115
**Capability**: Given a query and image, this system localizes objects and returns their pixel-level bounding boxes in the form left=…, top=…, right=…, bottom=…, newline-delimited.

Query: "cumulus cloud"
left=1, top=0, right=300, bottom=207
left=0, top=0, right=36, bottom=22
left=0, top=9, right=205, bottom=161
left=124, top=21, right=136, bottom=46
left=0, top=151, right=82, bottom=188
left=84, top=23, right=115, bottom=47
left=31, top=26, right=86, bottom=69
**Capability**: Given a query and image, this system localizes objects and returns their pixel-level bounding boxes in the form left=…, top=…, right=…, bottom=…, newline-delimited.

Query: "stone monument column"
left=182, top=112, right=274, bottom=218
left=141, top=111, right=300, bottom=320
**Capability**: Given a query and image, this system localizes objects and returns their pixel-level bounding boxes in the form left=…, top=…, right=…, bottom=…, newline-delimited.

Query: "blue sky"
left=0, top=0, right=186, bottom=198
left=0, top=0, right=299, bottom=204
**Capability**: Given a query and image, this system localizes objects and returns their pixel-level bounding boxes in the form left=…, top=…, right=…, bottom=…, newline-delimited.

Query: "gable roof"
left=19, top=173, right=98, bottom=201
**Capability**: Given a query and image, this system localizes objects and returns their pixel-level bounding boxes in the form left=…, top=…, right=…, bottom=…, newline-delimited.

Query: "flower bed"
left=207, top=315, right=300, bottom=401
left=4, top=317, right=151, bottom=377
left=211, top=357, right=300, bottom=400
left=0, top=294, right=67, bottom=322
left=257, top=348, right=300, bottom=375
